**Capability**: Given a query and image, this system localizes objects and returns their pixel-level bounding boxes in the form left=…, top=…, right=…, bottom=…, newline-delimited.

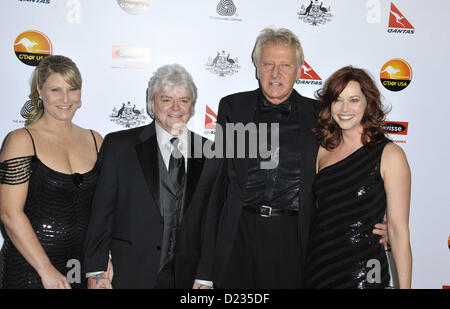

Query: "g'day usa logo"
left=380, top=59, right=412, bottom=92
left=387, top=2, right=415, bottom=34
left=14, top=30, right=52, bottom=66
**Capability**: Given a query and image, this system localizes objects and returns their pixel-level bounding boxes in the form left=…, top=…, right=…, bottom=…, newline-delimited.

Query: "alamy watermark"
left=171, top=122, right=280, bottom=169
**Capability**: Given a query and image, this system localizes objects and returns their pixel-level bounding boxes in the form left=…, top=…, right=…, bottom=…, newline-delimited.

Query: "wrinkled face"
left=331, top=81, right=367, bottom=133
left=38, top=73, right=81, bottom=122
left=151, top=85, right=193, bottom=136
left=257, top=42, right=302, bottom=105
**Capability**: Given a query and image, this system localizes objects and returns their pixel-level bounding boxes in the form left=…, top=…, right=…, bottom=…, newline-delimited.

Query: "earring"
left=78, top=102, right=82, bottom=109
left=37, top=97, right=43, bottom=109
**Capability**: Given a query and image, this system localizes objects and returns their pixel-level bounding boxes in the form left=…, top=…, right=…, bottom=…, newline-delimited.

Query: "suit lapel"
left=135, top=122, right=161, bottom=217
left=182, top=132, right=205, bottom=216
left=232, top=90, right=259, bottom=191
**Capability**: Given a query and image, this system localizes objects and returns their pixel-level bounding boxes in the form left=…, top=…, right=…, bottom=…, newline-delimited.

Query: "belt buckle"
left=260, top=205, right=272, bottom=217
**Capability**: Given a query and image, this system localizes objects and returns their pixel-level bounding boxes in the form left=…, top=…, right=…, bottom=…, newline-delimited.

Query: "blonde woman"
left=0, top=55, right=109, bottom=288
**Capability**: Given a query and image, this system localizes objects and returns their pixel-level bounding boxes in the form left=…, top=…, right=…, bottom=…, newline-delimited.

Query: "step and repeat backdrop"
left=0, top=0, right=449, bottom=289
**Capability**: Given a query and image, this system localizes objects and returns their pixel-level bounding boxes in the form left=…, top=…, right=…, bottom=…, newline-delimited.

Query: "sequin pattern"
left=306, top=140, right=391, bottom=289
left=0, top=156, right=99, bottom=289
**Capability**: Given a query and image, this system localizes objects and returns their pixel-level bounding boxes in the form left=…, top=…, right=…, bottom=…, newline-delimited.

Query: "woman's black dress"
left=0, top=129, right=99, bottom=289
left=306, top=139, right=391, bottom=289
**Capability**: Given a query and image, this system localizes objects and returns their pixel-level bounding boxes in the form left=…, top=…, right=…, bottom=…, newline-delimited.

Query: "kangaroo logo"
left=381, top=66, right=400, bottom=79
left=297, top=61, right=322, bottom=86
left=388, top=2, right=414, bottom=29
left=15, top=38, right=38, bottom=53
left=205, top=105, right=218, bottom=131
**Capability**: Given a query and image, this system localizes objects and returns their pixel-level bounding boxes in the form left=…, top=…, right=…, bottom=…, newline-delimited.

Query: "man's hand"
left=373, top=214, right=390, bottom=250
left=87, top=272, right=113, bottom=289
left=106, top=258, right=114, bottom=281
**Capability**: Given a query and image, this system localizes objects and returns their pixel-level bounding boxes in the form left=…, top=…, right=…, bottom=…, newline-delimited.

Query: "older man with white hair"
left=84, top=64, right=209, bottom=289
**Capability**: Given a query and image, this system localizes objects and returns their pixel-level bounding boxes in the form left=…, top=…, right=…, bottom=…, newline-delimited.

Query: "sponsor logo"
left=205, top=50, right=240, bottom=77
left=211, top=0, right=241, bottom=21
left=14, top=30, right=52, bottom=66
left=382, top=121, right=408, bottom=135
left=110, top=101, right=147, bottom=128
left=388, top=2, right=415, bottom=34
left=296, top=61, right=322, bottom=86
left=204, top=105, right=217, bottom=135
left=111, top=46, right=152, bottom=70
left=116, top=0, right=151, bottom=15
left=297, top=0, right=333, bottom=26
left=18, top=0, right=51, bottom=4
left=380, top=59, right=412, bottom=92
left=216, top=0, right=236, bottom=16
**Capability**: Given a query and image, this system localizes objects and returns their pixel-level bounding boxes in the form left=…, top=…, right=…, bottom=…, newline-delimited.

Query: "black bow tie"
left=260, top=99, right=291, bottom=115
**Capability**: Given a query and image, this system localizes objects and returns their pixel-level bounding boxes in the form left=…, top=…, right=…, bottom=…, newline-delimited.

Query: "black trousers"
left=219, top=210, right=300, bottom=289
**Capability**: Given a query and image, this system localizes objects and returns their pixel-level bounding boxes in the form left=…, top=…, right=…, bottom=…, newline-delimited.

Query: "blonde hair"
left=25, top=55, right=82, bottom=125
left=252, top=27, right=304, bottom=68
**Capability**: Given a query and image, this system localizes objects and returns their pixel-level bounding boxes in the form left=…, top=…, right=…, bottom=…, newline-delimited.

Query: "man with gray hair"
left=84, top=64, right=210, bottom=288
left=193, top=27, right=316, bottom=289
left=194, top=27, right=387, bottom=289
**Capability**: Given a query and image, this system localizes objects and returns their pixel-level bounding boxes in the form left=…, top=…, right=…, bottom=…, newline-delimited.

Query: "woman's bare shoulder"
left=0, top=128, right=35, bottom=161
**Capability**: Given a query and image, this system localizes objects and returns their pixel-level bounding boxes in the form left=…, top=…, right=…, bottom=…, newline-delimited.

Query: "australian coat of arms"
left=298, top=0, right=333, bottom=26
left=206, top=50, right=240, bottom=77
left=110, top=101, right=147, bottom=128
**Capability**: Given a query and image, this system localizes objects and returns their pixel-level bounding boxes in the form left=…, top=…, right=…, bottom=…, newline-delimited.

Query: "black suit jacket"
left=195, top=89, right=319, bottom=287
left=83, top=122, right=208, bottom=288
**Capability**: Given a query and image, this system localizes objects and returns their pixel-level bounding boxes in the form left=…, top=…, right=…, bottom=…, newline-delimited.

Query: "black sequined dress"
left=0, top=129, right=99, bottom=289
left=306, top=139, right=391, bottom=289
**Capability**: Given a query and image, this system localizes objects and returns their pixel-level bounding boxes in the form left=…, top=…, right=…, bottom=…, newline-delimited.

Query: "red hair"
left=314, top=66, right=388, bottom=150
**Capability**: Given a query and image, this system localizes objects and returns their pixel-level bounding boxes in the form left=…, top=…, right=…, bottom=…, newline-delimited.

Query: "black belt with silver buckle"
left=243, top=205, right=298, bottom=217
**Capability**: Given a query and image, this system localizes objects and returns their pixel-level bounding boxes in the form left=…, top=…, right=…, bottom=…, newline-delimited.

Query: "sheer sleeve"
left=0, top=156, right=35, bottom=185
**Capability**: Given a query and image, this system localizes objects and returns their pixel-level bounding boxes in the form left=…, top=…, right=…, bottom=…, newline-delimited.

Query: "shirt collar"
left=154, top=120, right=189, bottom=154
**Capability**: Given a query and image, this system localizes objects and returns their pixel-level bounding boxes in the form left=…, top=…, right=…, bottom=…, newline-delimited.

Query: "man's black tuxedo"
left=195, top=89, right=319, bottom=288
left=83, top=122, right=208, bottom=288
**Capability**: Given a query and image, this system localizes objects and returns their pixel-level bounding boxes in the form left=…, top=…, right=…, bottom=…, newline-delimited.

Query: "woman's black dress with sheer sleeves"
left=0, top=129, right=99, bottom=289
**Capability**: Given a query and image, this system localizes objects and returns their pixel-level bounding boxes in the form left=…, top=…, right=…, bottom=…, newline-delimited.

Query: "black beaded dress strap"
left=0, top=156, right=34, bottom=185
left=0, top=129, right=36, bottom=185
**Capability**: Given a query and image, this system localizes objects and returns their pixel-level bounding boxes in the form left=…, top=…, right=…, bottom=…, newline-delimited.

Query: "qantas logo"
left=296, top=61, right=322, bottom=85
left=388, top=2, right=415, bottom=34
left=204, top=105, right=217, bottom=135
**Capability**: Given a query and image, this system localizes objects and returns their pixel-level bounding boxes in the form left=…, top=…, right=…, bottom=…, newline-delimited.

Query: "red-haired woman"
left=306, top=66, right=412, bottom=289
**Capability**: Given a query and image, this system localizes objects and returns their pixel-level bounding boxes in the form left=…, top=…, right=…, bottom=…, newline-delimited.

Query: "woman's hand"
left=39, top=264, right=72, bottom=289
